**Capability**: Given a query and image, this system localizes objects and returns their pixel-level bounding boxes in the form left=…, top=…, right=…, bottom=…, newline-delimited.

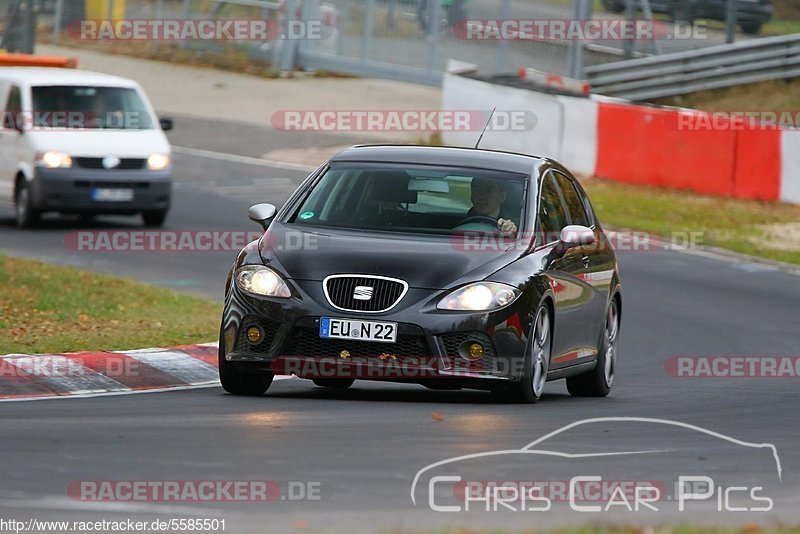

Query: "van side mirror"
left=159, top=117, right=173, bottom=131
left=248, top=203, right=277, bottom=230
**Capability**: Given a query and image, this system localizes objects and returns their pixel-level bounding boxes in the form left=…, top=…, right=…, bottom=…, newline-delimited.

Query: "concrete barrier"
left=442, top=72, right=796, bottom=204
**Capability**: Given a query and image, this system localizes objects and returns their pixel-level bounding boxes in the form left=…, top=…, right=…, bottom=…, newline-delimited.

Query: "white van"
left=0, top=67, right=173, bottom=227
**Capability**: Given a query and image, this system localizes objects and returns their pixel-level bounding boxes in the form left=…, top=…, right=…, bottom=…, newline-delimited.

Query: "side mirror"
left=159, top=117, right=173, bottom=131
left=559, top=225, right=596, bottom=248
left=248, top=203, right=277, bottom=230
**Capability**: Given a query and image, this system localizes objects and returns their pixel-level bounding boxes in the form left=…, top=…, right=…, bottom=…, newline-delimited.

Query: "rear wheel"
left=312, top=378, right=355, bottom=389
left=15, top=180, right=40, bottom=228
left=740, top=21, right=762, bottom=35
left=218, top=328, right=273, bottom=396
left=492, top=304, right=550, bottom=404
left=567, top=298, right=619, bottom=397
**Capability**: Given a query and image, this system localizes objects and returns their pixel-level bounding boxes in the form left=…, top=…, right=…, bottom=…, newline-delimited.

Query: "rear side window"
left=553, top=171, right=591, bottom=227
left=538, top=174, right=569, bottom=243
left=1, top=85, right=21, bottom=129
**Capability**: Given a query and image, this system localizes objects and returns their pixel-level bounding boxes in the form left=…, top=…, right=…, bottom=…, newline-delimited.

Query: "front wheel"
left=492, top=304, right=551, bottom=404
left=15, top=181, right=40, bottom=228
left=566, top=298, right=619, bottom=397
left=218, top=328, right=273, bottom=396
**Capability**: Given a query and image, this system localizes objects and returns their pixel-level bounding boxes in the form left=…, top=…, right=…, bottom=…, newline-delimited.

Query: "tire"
left=492, top=304, right=551, bottom=404
left=142, top=210, right=168, bottom=227
left=566, top=297, right=620, bottom=397
left=218, top=328, right=273, bottom=396
left=312, top=378, right=355, bottom=389
left=740, top=22, right=762, bottom=35
left=15, top=179, right=40, bottom=229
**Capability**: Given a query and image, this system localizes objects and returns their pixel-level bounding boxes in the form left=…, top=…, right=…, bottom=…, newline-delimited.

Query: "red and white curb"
left=0, top=342, right=287, bottom=402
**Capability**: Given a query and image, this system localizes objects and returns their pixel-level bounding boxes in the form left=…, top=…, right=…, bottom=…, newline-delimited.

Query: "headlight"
left=235, top=265, right=291, bottom=298
left=37, top=151, right=73, bottom=168
left=147, top=153, right=171, bottom=170
left=437, top=282, right=521, bottom=311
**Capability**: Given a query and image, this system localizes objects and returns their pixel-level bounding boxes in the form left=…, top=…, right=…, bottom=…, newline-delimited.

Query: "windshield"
left=289, top=165, right=527, bottom=236
left=31, top=85, right=154, bottom=129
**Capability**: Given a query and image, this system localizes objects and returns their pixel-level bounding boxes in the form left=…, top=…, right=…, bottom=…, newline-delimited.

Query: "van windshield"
left=31, top=86, right=154, bottom=129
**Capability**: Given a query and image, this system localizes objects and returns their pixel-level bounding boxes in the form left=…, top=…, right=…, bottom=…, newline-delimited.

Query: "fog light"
left=246, top=326, right=263, bottom=344
left=468, top=343, right=485, bottom=360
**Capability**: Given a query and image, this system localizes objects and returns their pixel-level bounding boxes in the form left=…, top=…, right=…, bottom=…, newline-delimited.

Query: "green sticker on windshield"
left=299, top=211, right=315, bottom=220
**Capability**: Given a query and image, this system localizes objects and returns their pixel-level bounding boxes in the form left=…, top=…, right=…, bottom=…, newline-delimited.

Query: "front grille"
left=283, top=327, right=430, bottom=359
left=234, top=316, right=280, bottom=354
left=440, top=332, right=499, bottom=374
left=324, top=275, right=407, bottom=313
left=75, top=157, right=146, bottom=170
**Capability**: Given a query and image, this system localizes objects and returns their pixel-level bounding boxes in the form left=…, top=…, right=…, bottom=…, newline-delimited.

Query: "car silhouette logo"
left=353, top=286, right=373, bottom=301
left=102, top=155, right=121, bottom=169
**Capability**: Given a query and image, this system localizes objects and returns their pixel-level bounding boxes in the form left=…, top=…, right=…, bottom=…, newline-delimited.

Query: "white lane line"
left=0, top=383, right=217, bottom=403
left=122, top=350, right=219, bottom=384
left=0, top=495, right=234, bottom=517
left=173, top=146, right=315, bottom=172
left=1, top=355, right=129, bottom=394
left=0, top=376, right=294, bottom=403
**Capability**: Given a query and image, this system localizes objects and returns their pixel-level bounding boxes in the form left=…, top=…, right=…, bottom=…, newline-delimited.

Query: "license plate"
left=92, top=188, right=133, bottom=202
left=319, top=317, right=397, bottom=344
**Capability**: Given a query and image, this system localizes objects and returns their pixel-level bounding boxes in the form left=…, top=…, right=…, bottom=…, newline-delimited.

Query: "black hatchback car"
left=602, top=0, right=773, bottom=34
left=219, top=146, right=621, bottom=403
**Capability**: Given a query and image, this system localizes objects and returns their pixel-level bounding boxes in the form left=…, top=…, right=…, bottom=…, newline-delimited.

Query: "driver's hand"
left=497, top=218, right=517, bottom=235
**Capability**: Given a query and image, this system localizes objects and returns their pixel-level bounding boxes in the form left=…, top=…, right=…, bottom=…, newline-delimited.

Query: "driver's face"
left=471, top=178, right=507, bottom=218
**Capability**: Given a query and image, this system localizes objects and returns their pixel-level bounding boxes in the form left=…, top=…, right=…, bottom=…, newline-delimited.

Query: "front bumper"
left=31, top=166, right=172, bottom=214
left=221, top=279, right=531, bottom=386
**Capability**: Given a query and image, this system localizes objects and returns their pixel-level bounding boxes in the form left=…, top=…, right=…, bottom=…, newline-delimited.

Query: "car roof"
left=329, top=145, right=544, bottom=176
left=0, top=68, right=138, bottom=88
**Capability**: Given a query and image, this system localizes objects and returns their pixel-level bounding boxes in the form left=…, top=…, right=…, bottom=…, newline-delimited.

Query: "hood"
left=259, top=223, right=525, bottom=290
left=26, top=128, right=170, bottom=157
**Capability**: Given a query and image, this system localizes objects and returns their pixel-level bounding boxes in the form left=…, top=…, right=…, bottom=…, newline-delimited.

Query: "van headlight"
left=235, top=265, right=292, bottom=298
left=147, top=154, right=171, bottom=170
left=437, top=282, right=520, bottom=311
left=36, top=151, right=73, bottom=169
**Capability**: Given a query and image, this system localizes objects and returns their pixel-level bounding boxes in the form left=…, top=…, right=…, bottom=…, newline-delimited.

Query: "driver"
left=465, top=177, right=518, bottom=234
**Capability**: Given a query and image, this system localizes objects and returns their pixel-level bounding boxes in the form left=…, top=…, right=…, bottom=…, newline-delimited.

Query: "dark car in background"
left=602, top=0, right=774, bottom=34
left=218, top=145, right=622, bottom=403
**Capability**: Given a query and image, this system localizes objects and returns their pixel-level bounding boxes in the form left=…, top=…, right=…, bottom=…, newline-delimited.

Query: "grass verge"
left=582, top=178, right=800, bottom=265
left=0, top=254, right=219, bottom=354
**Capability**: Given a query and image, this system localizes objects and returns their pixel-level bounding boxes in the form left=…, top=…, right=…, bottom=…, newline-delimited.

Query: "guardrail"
left=585, top=33, right=800, bottom=101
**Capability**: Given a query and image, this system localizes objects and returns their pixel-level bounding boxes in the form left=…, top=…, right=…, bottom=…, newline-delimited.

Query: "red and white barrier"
left=442, top=72, right=800, bottom=204
left=0, top=344, right=221, bottom=401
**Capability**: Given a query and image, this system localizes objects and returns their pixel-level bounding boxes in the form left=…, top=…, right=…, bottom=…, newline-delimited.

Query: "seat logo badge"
left=353, top=286, right=373, bottom=301
left=102, top=155, right=121, bottom=169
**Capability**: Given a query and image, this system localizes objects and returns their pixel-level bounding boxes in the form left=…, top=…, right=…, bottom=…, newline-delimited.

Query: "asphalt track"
left=1, top=116, right=799, bottom=533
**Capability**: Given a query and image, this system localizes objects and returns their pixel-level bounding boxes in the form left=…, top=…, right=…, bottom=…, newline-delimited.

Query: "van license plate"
left=92, top=188, right=133, bottom=202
